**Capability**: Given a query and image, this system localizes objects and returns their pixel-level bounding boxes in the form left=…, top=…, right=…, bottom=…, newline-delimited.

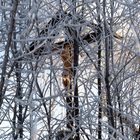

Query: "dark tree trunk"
left=73, top=40, right=79, bottom=140
left=66, top=84, right=74, bottom=131
left=117, top=91, right=124, bottom=136
left=97, top=26, right=102, bottom=140
left=103, top=0, right=115, bottom=138
left=13, top=61, right=23, bottom=140
left=70, top=2, right=80, bottom=138
left=104, top=31, right=115, bottom=138
left=12, top=104, right=17, bottom=139
left=96, top=1, right=102, bottom=139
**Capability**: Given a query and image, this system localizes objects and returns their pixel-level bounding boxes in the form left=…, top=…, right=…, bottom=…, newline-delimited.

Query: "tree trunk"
left=0, top=0, right=19, bottom=108
left=73, top=39, right=79, bottom=140
left=97, top=24, right=102, bottom=140
left=103, top=0, right=115, bottom=138
left=96, top=1, right=102, bottom=139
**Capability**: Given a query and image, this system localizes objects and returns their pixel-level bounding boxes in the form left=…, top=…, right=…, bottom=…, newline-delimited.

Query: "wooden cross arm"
left=28, top=30, right=122, bottom=56
left=28, top=10, right=122, bottom=56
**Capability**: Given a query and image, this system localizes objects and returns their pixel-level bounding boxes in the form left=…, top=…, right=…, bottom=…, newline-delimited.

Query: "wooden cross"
left=28, top=11, right=122, bottom=132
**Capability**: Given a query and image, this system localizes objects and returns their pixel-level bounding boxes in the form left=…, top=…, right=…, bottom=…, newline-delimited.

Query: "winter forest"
left=0, top=0, right=140, bottom=140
